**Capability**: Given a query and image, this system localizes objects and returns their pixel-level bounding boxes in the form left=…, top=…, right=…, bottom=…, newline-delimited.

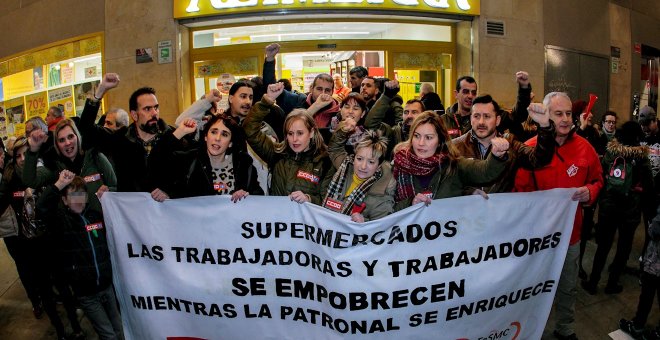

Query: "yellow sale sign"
left=48, top=86, right=76, bottom=118
left=25, top=91, right=48, bottom=119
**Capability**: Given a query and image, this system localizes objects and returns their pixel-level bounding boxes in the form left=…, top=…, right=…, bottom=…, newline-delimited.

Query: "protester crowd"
left=1, top=43, right=659, bottom=340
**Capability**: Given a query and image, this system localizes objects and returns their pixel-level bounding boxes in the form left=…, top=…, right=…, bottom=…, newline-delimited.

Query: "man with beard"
left=360, top=76, right=380, bottom=108
left=514, top=92, right=603, bottom=340
left=78, top=73, right=184, bottom=201
left=442, top=72, right=533, bottom=140
left=362, top=77, right=402, bottom=127
left=452, top=94, right=555, bottom=194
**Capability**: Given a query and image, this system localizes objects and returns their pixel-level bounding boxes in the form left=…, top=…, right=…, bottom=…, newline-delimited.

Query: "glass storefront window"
left=0, top=36, right=102, bottom=139
left=193, top=22, right=452, bottom=48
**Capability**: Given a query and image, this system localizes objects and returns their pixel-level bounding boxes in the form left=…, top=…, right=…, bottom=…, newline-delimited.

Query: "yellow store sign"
left=174, top=0, right=480, bottom=19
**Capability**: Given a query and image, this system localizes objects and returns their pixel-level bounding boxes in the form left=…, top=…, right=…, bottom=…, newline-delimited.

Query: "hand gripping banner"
left=101, top=189, right=578, bottom=340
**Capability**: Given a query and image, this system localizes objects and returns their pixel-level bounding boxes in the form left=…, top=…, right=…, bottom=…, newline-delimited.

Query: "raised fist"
left=527, top=103, right=550, bottom=128
left=265, top=82, right=285, bottom=102
left=490, top=137, right=510, bottom=158
left=265, top=43, right=281, bottom=62
left=516, top=71, right=530, bottom=88
left=206, top=89, right=222, bottom=103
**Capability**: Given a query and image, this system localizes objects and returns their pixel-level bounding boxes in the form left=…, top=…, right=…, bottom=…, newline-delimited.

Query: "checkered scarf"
left=323, top=155, right=382, bottom=215
left=393, top=149, right=443, bottom=201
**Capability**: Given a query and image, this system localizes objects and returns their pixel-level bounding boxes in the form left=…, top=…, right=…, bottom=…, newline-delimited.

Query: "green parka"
left=327, top=128, right=396, bottom=221
left=394, top=152, right=508, bottom=211
left=244, top=97, right=335, bottom=204
left=22, top=148, right=117, bottom=214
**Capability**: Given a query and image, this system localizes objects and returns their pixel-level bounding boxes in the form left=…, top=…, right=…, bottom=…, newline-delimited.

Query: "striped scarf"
left=323, top=155, right=382, bottom=215
left=393, top=149, right=443, bottom=201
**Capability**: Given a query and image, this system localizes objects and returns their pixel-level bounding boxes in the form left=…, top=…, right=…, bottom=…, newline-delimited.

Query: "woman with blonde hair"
left=23, top=118, right=116, bottom=213
left=324, top=117, right=395, bottom=222
left=244, top=82, right=335, bottom=204
left=393, top=111, right=510, bottom=210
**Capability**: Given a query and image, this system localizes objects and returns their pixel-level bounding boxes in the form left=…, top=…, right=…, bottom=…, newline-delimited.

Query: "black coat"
left=37, top=184, right=113, bottom=297
left=150, top=132, right=263, bottom=198
left=421, top=92, right=444, bottom=113
left=79, top=99, right=184, bottom=194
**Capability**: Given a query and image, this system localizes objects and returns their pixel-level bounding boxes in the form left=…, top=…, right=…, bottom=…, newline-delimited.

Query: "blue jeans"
left=78, top=285, right=123, bottom=340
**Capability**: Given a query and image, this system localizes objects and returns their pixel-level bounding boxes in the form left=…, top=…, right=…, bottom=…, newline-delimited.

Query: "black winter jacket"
left=150, top=133, right=263, bottom=198
left=37, top=184, right=113, bottom=297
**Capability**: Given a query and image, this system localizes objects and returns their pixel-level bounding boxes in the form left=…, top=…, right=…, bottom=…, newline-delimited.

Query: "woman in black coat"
left=150, top=114, right=263, bottom=200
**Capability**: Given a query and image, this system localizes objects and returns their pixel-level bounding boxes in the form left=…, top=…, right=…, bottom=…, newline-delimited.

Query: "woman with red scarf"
left=392, top=111, right=510, bottom=210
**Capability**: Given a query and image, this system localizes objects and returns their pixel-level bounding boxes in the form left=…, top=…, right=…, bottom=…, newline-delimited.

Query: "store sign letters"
left=187, top=0, right=471, bottom=10
left=176, top=0, right=479, bottom=18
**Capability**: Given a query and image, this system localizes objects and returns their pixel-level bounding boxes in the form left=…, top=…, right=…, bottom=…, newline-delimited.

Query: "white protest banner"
left=101, top=188, right=578, bottom=340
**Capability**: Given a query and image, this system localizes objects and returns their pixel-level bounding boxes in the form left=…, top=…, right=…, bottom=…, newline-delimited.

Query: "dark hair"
left=65, top=176, right=87, bottom=195
left=229, top=81, right=255, bottom=96
left=311, top=73, right=334, bottom=92
left=250, top=76, right=263, bottom=88
left=349, top=66, right=368, bottom=78
left=603, top=110, right=618, bottom=122
left=129, top=87, right=156, bottom=111
left=405, top=99, right=426, bottom=111
left=571, top=100, right=588, bottom=125
left=201, top=114, right=247, bottom=155
left=278, top=78, right=293, bottom=92
left=616, top=121, right=644, bottom=146
left=376, top=78, right=387, bottom=94
left=455, top=76, right=477, bottom=91
left=340, top=92, right=367, bottom=112
left=472, top=95, right=502, bottom=116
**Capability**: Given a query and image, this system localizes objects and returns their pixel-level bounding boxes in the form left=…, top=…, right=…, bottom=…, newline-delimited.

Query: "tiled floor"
left=0, top=222, right=657, bottom=339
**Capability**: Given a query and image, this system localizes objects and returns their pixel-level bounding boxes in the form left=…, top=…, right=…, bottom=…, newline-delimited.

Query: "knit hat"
left=638, top=106, right=657, bottom=126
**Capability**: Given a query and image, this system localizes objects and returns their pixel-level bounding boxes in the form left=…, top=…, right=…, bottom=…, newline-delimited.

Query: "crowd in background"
left=1, top=43, right=659, bottom=340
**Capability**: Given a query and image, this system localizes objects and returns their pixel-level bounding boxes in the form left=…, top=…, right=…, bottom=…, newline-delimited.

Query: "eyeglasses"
left=604, top=120, right=616, bottom=124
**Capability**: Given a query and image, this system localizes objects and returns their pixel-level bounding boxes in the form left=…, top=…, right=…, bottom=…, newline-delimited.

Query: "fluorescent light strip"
left=250, top=31, right=370, bottom=39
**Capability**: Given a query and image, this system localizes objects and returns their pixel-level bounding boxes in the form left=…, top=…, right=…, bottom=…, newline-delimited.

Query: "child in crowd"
left=37, top=172, right=123, bottom=340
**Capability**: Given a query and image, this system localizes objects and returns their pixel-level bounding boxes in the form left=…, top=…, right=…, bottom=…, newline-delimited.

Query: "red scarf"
left=393, top=149, right=445, bottom=201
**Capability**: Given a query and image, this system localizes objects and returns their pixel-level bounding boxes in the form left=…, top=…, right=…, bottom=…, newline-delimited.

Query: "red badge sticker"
left=12, top=191, right=25, bottom=198
left=448, top=129, right=461, bottom=137
left=85, top=222, right=104, bottom=232
left=213, top=182, right=226, bottom=191
left=84, top=173, right=101, bottom=183
left=296, top=170, right=320, bottom=184
left=324, top=198, right=343, bottom=212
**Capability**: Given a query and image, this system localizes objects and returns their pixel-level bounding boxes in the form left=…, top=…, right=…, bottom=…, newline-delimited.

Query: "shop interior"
left=0, top=37, right=103, bottom=139
left=190, top=20, right=455, bottom=111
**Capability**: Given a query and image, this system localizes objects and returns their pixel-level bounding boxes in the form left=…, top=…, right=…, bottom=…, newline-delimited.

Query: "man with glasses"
left=596, top=111, right=617, bottom=155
